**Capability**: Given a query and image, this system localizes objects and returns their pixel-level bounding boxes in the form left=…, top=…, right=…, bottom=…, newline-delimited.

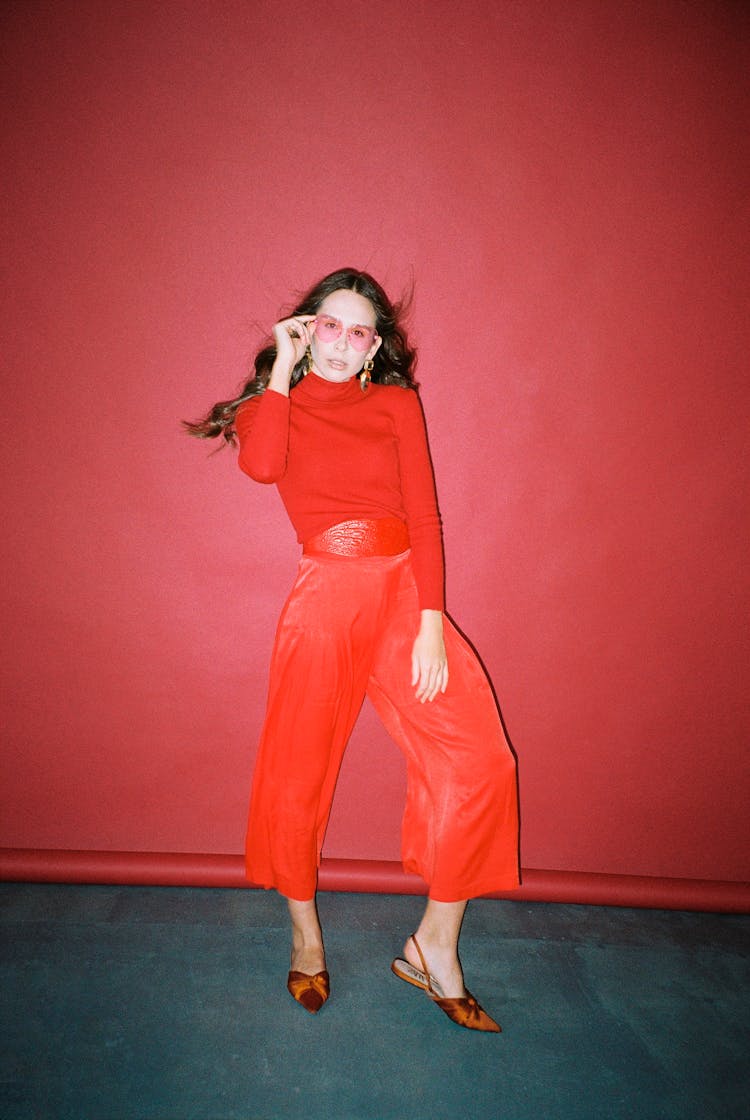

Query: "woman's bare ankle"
left=400, top=932, right=464, bottom=997
left=287, top=896, right=326, bottom=975
left=403, top=899, right=470, bottom=999
left=290, top=943, right=326, bottom=975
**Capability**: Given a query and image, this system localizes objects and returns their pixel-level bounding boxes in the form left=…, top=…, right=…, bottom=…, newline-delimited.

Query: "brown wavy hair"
left=183, top=267, right=417, bottom=446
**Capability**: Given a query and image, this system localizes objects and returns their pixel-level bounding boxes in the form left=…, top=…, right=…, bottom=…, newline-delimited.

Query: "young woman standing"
left=186, top=268, right=519, bottom=1032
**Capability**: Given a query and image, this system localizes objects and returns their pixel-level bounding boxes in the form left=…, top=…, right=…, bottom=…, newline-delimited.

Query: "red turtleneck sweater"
left=235, top=372, right=445, bottom=610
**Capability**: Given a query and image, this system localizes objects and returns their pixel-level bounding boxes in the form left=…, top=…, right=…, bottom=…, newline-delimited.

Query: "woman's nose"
left=334, top=329, right=349, bottom=351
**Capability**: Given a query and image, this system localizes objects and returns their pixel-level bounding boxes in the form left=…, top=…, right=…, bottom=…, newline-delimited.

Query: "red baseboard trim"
left=0, top=848, right=747, bottom=912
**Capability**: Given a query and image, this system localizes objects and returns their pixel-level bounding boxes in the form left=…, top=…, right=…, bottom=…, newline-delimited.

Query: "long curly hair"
left=183, top=267, right=417, bottom=446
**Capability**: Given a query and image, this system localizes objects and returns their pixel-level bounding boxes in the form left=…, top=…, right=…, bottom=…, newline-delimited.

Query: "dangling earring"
left=360, top=358, right=374, bottom=392
left=304, top=345, right=314, bottom=377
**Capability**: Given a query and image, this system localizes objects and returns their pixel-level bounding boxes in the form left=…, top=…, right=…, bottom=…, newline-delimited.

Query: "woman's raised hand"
left=271, top=316, right=316, bottom=374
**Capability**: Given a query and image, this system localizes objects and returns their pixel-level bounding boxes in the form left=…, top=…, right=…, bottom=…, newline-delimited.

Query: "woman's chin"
left=314, top=361, right=355, bottom=383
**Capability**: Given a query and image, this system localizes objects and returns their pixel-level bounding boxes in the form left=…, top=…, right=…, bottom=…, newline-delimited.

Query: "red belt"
left=303, top=518, right=410, bottom=558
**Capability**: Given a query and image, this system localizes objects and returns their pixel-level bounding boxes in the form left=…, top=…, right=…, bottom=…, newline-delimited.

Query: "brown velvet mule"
left=391, top=934, right=501, bottom=1033
left=286, top=969, right=330, bottom=1014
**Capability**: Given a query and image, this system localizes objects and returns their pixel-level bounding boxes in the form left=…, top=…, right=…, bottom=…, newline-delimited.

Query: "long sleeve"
left=394, top=391, right=445, bottom=611
left=235, top=390, right=291, bottom=483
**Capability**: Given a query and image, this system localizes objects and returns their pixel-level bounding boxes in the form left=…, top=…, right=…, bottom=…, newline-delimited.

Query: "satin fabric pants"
left=244, top=550, right=520, bottom=902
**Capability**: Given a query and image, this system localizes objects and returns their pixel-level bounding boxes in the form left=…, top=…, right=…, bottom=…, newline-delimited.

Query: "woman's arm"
left=395, top=391, right=445, bottom=613
left=236, top=315, right=314, bottom=483
left=266, top=314, right=315, bottom=395
left=393, top=391, right=449, bottom=701
left=236, top=392, right=290, bottom=482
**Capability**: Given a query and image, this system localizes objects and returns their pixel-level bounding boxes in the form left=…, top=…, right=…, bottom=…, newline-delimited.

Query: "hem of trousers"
left=245, top=863, right=318, bottom=901
left=426, top=875, right=522, bottom=903
left=405, top=856, right=521, bottom=902
left=246, top=860, right=521, bottom=903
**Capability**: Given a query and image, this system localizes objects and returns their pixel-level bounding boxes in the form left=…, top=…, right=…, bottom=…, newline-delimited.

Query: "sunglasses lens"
left=315, top=316, right=341, bottom=341
left=347, top=326, right=375, bottom=351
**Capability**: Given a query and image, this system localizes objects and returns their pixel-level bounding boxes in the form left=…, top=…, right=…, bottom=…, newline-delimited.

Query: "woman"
left=185, top=268, right=519, bottom=1033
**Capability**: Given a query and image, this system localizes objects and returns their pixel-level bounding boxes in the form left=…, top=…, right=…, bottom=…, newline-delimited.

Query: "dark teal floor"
left=1, top=884, right=748, bottom=1120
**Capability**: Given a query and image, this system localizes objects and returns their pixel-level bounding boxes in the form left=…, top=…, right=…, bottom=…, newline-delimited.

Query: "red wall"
left=2, top=0, right=748, bottom=884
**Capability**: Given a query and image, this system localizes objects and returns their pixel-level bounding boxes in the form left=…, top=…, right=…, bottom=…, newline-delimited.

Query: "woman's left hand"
left=411, top=610, right=449, bottom=703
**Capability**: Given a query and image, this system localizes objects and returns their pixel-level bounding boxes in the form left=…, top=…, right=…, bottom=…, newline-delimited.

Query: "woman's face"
left=309, top=288, right=382, bottom=383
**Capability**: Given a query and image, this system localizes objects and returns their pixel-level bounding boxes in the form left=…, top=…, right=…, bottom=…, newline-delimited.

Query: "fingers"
left=290, top=316, right=316, bottom=340
left=278, top=314, right=315, bottom=339
left=411, top=656, right=449, bottom=703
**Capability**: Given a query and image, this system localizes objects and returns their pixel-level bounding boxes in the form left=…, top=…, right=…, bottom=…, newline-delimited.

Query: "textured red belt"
left=303, top=518, right=410, bottom=558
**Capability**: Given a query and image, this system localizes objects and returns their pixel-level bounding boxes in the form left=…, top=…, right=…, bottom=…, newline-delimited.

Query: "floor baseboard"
left=1, top=848, right=748, bottom=912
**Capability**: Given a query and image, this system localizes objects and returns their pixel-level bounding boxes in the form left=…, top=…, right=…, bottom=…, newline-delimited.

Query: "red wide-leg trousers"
left=244, top=550, right=520, bottom=902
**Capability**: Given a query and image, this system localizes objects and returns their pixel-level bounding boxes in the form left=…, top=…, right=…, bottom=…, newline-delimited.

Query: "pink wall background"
left=2, top=1, right=748, bottom=885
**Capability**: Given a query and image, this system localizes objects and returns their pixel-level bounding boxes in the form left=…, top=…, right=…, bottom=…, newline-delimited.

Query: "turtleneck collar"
left=294, top=369, right=364, bottom=404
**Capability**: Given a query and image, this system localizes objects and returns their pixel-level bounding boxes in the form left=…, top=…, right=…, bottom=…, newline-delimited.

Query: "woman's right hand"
left=269, top=315, right=316, bottom=392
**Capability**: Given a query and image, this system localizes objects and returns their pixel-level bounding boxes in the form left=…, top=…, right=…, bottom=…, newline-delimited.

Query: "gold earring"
left=304, top=345, right=313, bottom=377
left=360, top=358, right=374, bottom=391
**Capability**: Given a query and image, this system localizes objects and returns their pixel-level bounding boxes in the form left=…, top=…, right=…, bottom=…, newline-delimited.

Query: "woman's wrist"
left=267, top=359, right=295, bottom=396
left=418, top=608, right=444, bottom=633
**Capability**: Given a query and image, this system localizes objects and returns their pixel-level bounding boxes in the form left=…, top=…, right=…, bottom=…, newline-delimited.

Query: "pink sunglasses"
left=313, top=315, right=377, bottom=352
